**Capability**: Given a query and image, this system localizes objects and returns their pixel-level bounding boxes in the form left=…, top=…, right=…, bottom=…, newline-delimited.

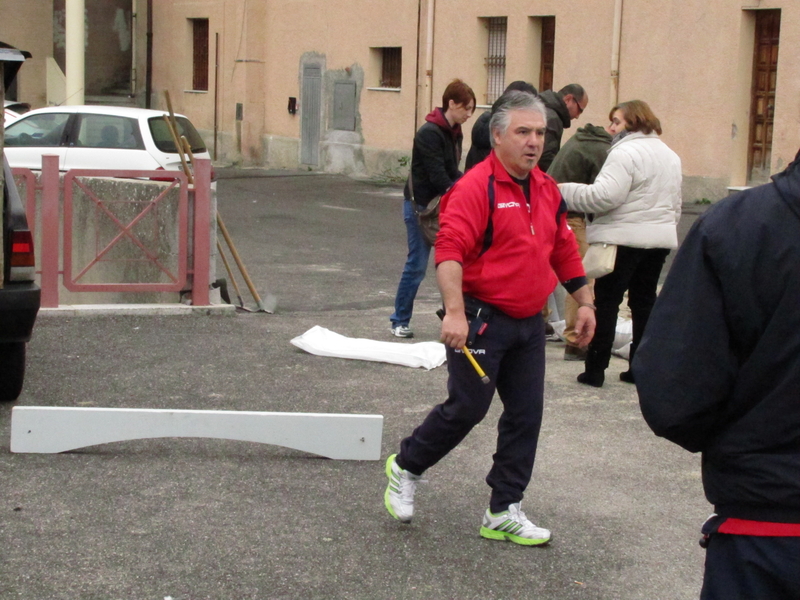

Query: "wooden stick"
left=216, top=212, right=273, bottom=312
left=163, top=91, right=193, bottom=183
left=161, top=115, right=193, bottom=184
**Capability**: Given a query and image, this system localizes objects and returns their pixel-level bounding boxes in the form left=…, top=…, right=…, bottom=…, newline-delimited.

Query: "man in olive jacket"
left=547, top=124, right=611, bottom=360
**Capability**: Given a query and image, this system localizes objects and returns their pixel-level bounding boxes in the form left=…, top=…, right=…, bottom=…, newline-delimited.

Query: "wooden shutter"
left=192, top=19, right=209, bottom=92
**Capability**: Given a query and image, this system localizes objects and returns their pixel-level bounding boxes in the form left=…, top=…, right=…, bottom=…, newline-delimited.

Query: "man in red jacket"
left=384, top=90, right=596, bottom=545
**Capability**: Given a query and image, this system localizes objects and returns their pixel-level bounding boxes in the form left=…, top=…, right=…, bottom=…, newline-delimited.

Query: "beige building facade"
left=2, top=0, right=798, bottom=201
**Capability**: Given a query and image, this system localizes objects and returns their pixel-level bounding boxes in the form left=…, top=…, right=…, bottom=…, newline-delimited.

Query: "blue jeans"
left=390, top=199, right=431, bottom=327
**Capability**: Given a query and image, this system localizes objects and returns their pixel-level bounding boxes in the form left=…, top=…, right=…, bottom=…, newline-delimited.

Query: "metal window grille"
left=485, top=17, right=507, bottom=104
left=381, top=47, right=402, bottom=88
left=192, top=19, right=209, bottom=91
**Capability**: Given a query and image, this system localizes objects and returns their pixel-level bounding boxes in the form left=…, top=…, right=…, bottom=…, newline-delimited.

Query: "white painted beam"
left=11, top=407, right=383, bottom=460
left=65, top=0, right=85, bottom=105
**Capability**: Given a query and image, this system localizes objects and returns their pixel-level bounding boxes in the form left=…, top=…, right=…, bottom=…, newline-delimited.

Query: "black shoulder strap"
left=479, top=175, right=495, bottom=257
left=543, top=171, right=568, bottom=225
left=556, top=196, right=568, bottom=225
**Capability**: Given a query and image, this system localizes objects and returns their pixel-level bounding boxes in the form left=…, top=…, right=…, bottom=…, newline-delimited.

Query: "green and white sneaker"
left=384, top=454, right=420, bottom=523
left=479, top=503, right=551, bottom=546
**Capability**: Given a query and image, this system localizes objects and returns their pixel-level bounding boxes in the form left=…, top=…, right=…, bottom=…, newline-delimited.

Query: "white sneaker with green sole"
left=479, top=503, right=551, bottom=546
left=384, top=454, right=420, bottom=523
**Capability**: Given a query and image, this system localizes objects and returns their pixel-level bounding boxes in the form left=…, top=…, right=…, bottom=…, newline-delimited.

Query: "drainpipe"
left=414, top=0, right=435, bottom=130
left=214, top=32, right=219, bottom=161
left=131, top=0, right=137, bottom=98
left=145, top=0, right=152, bottom=108
left=65, top=0, right=85, bottom=105
left=610, top=0, right=623, bottom=108
left=414, top=0, right=422, bottom=129
left=425, top=0, right=435, bottom=114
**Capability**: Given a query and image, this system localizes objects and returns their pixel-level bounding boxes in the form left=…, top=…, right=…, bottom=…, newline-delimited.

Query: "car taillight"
left=150, top=166, right=216, bottom=182
left=149, top=167, right=178, bottom=182
left=9, top=230, right=36, bottom=281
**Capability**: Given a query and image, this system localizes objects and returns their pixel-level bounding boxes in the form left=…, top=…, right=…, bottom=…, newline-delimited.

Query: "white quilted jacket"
left=559, top=131, right=682, bottom=249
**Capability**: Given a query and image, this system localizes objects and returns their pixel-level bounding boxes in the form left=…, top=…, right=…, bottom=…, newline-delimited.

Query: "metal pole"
left=40, top=155, right=61, bottom=308
left=191, top=159, right=212, bottom=306
left=214, top=32, right=219, bottom=161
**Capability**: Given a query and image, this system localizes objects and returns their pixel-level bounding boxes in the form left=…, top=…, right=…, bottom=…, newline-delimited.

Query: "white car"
left=3, top=105, right=212, bottom=176
left=4, top=100, right=30, bottom=125
left=3, top=100, right=29, bottom=125
left=3, top=108, right=21, bottom=125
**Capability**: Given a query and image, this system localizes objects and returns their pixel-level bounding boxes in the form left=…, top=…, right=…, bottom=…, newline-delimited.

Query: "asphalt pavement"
left=0, top=168, right=711, bottom=600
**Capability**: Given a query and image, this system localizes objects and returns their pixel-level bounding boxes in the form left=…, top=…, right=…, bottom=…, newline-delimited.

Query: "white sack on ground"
left=551, top=320, right=566, bottom=340
left=612, top=318, right=632, bottom=359
left=290, top=326, right=447, bottom=370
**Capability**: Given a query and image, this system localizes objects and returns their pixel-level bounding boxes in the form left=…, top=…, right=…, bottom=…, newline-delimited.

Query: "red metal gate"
left=12, top=155, right=212, bottom=308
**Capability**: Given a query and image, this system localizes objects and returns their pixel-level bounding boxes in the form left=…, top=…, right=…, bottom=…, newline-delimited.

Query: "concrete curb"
left=37, top=304, right=238, bottom=317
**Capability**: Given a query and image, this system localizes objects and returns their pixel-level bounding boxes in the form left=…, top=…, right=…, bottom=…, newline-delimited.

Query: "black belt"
left=463, top=295, right=501, bottom=321
left=436, top=295, right=505, bottom=347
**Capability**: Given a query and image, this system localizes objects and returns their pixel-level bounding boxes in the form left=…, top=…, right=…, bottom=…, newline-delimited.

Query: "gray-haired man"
left=383, top=91, right=595, bottom=545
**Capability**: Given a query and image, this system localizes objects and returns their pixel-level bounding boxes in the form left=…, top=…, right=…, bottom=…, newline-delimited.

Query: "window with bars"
left=484, top=17, right=507, bottom=104
left=191, top=18, right=209, bottom=91
left=380, top=47, right=402, bottom=88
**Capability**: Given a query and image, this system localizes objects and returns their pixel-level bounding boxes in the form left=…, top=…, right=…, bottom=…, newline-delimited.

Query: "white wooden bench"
left=10, top=406, right=383, bottom=460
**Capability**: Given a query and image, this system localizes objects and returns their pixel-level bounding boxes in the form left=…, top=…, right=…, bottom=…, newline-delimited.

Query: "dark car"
left=0, top=156, right=39, bottom=400
left=0, top=155, right=39, bottom=400
left=1, top=41, right=39, bottom=400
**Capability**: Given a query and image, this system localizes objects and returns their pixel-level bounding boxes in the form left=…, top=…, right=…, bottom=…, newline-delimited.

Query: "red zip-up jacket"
left=435, top=151, right=584, bottom=318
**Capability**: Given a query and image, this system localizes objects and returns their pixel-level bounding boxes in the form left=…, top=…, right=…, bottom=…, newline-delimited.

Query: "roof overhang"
left=0, top=42, right=32, bottom=90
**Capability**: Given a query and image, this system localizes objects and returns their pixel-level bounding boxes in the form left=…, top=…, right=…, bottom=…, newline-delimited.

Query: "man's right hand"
left=440, top=312, right=469, bottom=349
left=436, top=260, right=469, bottom=348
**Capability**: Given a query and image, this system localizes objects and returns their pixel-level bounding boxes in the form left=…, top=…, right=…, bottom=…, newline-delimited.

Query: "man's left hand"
left=574, top=306, right=596, bottom=348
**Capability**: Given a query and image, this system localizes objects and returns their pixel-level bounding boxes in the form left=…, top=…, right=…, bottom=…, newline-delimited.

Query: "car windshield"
left=148, top=116, right=207, bottom=154
left=4, top=113, right=70, bottom=147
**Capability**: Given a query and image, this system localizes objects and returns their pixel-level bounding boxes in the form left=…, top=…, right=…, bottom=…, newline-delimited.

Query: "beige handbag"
left=583, top=243, right=617, bottom=278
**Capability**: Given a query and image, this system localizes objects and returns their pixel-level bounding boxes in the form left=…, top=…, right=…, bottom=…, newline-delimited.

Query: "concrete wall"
left=12, top=172, right=218, bottom=305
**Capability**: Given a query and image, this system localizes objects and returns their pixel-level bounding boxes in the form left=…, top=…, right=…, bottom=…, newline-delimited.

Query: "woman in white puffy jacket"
left=559, top=100, right=682, bottom=388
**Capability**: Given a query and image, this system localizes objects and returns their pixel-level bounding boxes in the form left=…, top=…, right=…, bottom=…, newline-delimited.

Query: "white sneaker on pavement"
left=391, top=325, right=414, bottom=338
left=384, top=454, right=420, bottom=523
left=479, top=503, right=551, bottom=546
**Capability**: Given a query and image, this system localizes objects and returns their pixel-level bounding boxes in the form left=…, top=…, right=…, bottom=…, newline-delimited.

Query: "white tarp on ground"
left=290, top=326, right=447, bottom=370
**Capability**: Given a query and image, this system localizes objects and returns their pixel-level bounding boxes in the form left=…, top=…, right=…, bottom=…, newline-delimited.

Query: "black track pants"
left=701, top=534, right=800, bottom=599
left=398, top=310, right=545, bottom=513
